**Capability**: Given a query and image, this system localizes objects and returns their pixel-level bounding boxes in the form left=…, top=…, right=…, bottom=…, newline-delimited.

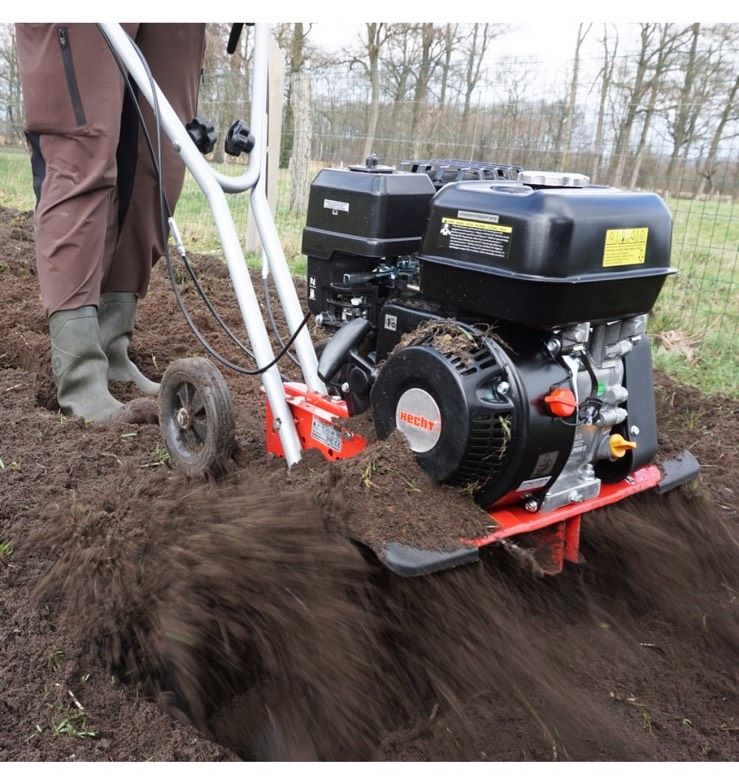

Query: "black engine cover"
left=371, top=323, right=575, bottom=509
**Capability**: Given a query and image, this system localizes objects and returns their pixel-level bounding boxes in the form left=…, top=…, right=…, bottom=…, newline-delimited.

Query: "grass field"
left=1, top=145, right=736, bottom=397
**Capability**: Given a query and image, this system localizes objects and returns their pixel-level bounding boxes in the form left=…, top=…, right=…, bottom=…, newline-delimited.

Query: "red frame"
left=464, top=465, right=662, bottom=574
left=265, top=382, right=366, bottom=461
left=266, top=383, right=663, bottom=574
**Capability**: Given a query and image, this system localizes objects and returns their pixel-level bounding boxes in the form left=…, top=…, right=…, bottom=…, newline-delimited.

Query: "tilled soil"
left=0, top=205, right=737, bottom=761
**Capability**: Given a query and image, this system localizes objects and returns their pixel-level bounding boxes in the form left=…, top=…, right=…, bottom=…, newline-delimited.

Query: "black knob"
left=225, top=120, right=256, bottom=157
left=186, top=117, right=217, bottom=155
left=366, top=153, right=379, bottom=169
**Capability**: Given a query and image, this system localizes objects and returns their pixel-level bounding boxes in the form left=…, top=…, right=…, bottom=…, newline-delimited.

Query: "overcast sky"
left=308, top=22, right=635, bottom=69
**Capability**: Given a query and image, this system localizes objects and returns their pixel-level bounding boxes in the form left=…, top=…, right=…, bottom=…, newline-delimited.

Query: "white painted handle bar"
left=98, top=22, right=324, bottom=466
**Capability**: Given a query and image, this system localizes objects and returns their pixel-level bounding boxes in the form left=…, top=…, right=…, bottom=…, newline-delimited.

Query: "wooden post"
left=246, top=36, right=285, bottom=252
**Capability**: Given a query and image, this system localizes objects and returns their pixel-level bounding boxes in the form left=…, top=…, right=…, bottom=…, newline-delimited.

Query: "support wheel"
left=159, top=357, right=235, bottom=479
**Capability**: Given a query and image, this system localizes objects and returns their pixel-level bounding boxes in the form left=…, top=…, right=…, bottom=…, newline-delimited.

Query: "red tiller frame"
left=465, top=464, right=662, bottom=574
left=265, top=383, right=662, bottom=575
left=265, top=382, right=367, bottom=461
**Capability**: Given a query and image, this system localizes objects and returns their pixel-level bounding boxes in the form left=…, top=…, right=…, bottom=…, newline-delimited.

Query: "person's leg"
left=99, top=23, right=205, bottom=394
left=16, top=22, right=138, bottom=421
left=17, top=23, right=137, bottom=314
left=102, top=23, right=206, bottom=297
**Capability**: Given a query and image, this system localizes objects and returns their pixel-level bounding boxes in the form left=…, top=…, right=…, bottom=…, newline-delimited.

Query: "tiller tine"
left=655, top=449, right=700, bottom=494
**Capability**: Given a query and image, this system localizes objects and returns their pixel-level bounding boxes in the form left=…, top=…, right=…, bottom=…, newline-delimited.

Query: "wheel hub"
left=176, top=406, right=191, bottom=430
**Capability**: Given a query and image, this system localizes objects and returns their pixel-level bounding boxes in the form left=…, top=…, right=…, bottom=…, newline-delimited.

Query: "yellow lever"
left=609, top=433, right=637, bottom=459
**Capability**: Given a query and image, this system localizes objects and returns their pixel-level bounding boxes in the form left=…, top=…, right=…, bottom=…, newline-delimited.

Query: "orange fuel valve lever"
left=544, top=387, right=577, bottom=417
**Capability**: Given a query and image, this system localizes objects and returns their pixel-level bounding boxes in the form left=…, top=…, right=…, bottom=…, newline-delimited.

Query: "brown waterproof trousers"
left=16, top=23, right=206, bottom=316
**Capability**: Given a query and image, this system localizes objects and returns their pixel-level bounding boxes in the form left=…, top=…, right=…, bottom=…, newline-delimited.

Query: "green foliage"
left=0, top=540, right=12, bottom=563
left=52, top=707, right=99, bottom=739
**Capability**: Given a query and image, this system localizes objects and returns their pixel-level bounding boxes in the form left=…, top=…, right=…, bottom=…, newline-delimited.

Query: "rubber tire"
left=159, top=357, right=235, bottom=479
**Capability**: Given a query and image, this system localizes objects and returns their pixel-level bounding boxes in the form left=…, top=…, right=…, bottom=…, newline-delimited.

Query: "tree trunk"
left=439, top=23, right=456, bottom=107
left=664, top=23, right=701, bottom=194
left=411, top=23, right=436, bottom=157
left=629, top=24, right=677, bottom=189
left=694, top=74, right=739, bottom=197
left=560, top=23, right=591, bottom=169
left=462, top=24, right=480, bottom=124
left=280, top=23, right=307, bottom=168
left=591, top=26, right=618, bottom=182
left=289, top=72, right=312, bottom=213
left=609, top=24, right=656, bottom=187
left=361, top=23, right=385, bottom=161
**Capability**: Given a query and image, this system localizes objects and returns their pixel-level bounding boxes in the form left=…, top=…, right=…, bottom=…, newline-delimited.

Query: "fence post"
left=245, top=36, right=285, bottom=252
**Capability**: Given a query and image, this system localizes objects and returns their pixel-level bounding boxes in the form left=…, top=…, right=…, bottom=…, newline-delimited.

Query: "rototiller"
left=100, top=23, right=699, bottom=576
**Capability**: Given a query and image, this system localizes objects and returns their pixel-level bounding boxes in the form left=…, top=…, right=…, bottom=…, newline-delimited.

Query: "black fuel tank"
left=418, top=179, right=675, bottom=328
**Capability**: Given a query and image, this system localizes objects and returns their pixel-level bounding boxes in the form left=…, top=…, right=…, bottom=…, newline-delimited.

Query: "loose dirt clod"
left=0, top=206, right=737, bottom=761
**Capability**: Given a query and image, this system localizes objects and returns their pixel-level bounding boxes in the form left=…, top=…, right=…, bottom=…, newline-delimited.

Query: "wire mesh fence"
left=0, top=33, right=736, bottom=393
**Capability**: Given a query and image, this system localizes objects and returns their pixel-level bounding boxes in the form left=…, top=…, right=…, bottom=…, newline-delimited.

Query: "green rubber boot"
left=98, top=292, right=160, bottom=395
left=49, top=307, right=124, bottom=423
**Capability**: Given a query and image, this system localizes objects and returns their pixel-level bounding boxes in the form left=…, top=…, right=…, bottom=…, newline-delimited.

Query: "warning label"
left=603, top=227, right=649, bottom=267
left=440, top=217, right=513, bottom=260
left=515, top=476, right=551, bottom=493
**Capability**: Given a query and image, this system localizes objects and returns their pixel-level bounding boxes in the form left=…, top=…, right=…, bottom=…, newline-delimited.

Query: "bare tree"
left=349, top=23, right=392, bottom=161
left=383, top=24, right=420, bottom=104
left=381, top=23, right=422, bottom=136
left=591, top=25, right=619, bottom=182
left=438, top=23, right=460, bottom=108
left=461, top=24, right=505, bottom=124
left=694, top=74, right=738, bottom=197
left=608, top=23, right=663, bottom=187
left=410, top=23, right=445, bottom=156
left=560, top=23, right=592, bottom=169
left=276, top=23, right=313, bottom=167
left=663, top=24, right=738, bottom=195
left=663, top=23, right=702, bottom=194
left=628, top=24, right=687, bottom=189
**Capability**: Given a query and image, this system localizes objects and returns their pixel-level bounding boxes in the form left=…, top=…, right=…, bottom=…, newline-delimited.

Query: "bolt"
left=272, top=417, right=282, bottom=431
left=546, top=338, right=561, bottom=356
left=341, top=382, right=350, bottom=393
left=524, top=499, right=539, bottom=513
left=176, top=407, right=191, bottom=429
left=497, top=381, right=510, bottom=396
left=568, top=489, right=584, bottom=503
left=343, top=430, right=354, bottom=440
left=630, top=425, right=640, bottom=436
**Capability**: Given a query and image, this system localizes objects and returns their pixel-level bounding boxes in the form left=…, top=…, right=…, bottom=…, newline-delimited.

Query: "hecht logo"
left=398, top=411, right=438, bottom=432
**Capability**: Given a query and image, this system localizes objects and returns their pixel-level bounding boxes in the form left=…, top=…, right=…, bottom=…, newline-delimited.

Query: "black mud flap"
left=381, top=542, right=480, bottom=577
left=656, top=449, right=700, bottom=494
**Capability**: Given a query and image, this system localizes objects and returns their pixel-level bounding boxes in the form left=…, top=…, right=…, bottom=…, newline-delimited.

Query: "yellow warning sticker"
left=442, top=217, right=512, bottom=234
left=603, top=227, right=649, bottom=267
left=440, top=217, right=513, bottom=259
